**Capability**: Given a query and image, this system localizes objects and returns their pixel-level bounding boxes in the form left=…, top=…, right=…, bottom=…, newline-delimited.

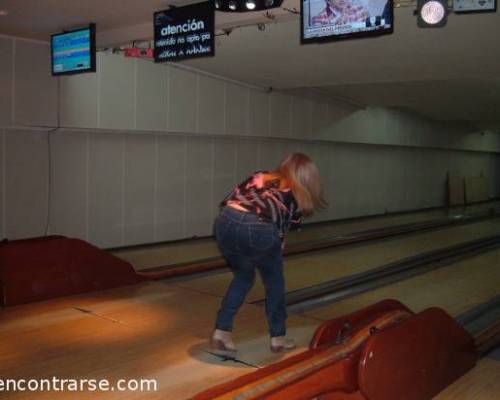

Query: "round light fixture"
left=218, top=0, right=283, bottom=12
left=245, top=0, right=256, bottom=10
left=420, top=1, right=445, bottom=24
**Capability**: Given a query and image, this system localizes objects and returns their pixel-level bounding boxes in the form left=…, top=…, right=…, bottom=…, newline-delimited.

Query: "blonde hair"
left=264, top=153, right=327, bottom=216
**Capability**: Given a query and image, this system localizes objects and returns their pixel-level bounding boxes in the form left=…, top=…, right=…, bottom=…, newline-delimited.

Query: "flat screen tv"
left=301, top=0, right=393, bottom=44
left=51, top=24, right=96, bottom=76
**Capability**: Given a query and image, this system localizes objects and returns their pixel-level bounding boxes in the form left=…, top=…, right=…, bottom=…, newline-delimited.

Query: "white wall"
left=2, top=127, right=498, bottom=247
left=1, top=35, right=500, bottom=247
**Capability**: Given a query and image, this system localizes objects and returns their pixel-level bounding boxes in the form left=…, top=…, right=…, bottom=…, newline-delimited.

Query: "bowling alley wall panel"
left=0, top=35, right=500, bottom=246
left=0, top=37, right=13, bottom=127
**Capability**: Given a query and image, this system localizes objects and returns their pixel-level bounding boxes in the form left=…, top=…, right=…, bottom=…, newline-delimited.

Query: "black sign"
left=154, top=1, right=215, bottom=63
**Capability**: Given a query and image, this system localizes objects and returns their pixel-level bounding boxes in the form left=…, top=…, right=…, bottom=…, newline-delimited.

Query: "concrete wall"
left=1, top=35, right=499, bottom=246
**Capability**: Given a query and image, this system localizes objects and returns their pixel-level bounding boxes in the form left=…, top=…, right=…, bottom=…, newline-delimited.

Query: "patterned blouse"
left=221, top=171, right=302, bottom=239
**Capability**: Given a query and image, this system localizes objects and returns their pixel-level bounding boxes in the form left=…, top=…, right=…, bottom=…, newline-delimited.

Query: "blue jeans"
left=214, top=206, right=287, bottom=337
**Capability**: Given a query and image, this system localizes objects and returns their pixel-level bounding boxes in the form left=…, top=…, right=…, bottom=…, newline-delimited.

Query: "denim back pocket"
left=248, top=223, right=276, bottom=251
left=215, top=216, right=234, bottom=244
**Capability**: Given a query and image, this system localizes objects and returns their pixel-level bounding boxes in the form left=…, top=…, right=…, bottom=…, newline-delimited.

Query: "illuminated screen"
left=154, top=1, right=215, bottom=62
left=51, top=25, right=96, bottom=76
left=301, top=0, right=393, bottom=44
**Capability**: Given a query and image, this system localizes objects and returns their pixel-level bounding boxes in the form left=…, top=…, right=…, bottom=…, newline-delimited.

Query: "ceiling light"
left=245, top=0, right=256, bottom=9
left=217, top=0, right=283, bottom=12
left=417, top=0, right=447, bottom=27
left=0, top=10, right=8, bottom=16
left=421, top=1, right=445, bottom=23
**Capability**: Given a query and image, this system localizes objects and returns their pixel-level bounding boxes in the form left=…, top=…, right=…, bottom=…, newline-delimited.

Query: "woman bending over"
left=211, top=153, right=326, bottom=353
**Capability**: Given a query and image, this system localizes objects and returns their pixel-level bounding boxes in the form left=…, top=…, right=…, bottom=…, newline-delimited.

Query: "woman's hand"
left=252, top=172, right=265, bottom=189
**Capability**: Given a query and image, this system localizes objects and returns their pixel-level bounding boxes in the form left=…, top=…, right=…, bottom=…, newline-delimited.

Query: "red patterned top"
left=221, top=171, right=302, bottom=239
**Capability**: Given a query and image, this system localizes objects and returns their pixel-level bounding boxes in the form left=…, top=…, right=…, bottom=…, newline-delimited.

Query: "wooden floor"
left=174, top=219, right=500, bottom=303
left=0, top=281, right=319, bottom=399
left=2, top=206, right=500, bottom=399
left=435, top=356, right=500, bottom=399
left=111, top=201, right=500, bottom=270
left=301, top=249, right=500, bottom=321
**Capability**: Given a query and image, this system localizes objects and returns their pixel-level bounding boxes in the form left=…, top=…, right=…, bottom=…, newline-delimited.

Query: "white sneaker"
left=270, top=336, right=296, bottom=353
left=211, top=329, right=237, bottom=354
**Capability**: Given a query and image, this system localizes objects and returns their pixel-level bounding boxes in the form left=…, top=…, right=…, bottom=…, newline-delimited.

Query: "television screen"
left=301, top=0, right=393, bottom=44
left=51, top=24, right=96, bottom=76
left=154, top=1, right=215, bottom=63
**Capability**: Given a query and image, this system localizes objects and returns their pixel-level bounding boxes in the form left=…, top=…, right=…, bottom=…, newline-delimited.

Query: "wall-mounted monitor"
left=301, top=0, right=393, bottom=44
left=51, top=24, right=96, bottom=76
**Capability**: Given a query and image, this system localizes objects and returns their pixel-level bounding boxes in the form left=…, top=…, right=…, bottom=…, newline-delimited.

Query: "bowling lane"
left=0, top=281, right=318, bottom=400
left=172, top=218, right=500, bottom=303
left=287, top=199, right=500, bottom=244
left=111, top=200, right=500, bottom=270
left=434, top=350, right=500, bottom=399
left=300, top=248, right=500, bottom=322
